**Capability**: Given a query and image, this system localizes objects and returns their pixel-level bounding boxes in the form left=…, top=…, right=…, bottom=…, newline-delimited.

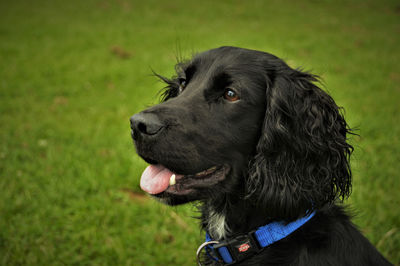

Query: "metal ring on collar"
left=196, top=240, right=220, bottom=266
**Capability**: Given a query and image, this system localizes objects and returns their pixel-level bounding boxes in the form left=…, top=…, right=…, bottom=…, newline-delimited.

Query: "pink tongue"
left=140, top=165, right=176, bottom=194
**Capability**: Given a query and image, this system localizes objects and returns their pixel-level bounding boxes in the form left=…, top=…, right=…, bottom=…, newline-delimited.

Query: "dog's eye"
left=223, top=88, right=240, bottom=102
left=178, top=78, right=186, bottom=92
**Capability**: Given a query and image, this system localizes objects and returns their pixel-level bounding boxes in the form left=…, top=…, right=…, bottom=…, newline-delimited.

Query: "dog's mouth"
left=140, top=164, right=230, bottom=195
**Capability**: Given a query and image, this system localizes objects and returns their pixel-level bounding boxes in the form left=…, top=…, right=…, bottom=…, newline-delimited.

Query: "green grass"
left=0, top=0, right=399, bottom=265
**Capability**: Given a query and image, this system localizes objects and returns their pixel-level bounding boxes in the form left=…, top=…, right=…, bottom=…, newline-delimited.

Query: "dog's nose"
left=130, top=113, right=165, bottom=140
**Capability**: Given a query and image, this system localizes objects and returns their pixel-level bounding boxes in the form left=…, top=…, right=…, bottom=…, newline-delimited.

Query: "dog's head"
left=131, top=46, right=353, bottom=219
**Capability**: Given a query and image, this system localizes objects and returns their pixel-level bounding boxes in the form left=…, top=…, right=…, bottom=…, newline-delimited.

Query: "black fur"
left=130, top=47, right=391, bottom=265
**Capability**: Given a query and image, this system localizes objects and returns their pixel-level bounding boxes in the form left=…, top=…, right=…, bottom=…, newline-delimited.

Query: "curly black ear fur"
left=247, top=66, right=354, bottom=221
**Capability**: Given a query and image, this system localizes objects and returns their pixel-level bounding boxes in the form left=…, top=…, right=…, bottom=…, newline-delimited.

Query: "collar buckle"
left=214, top=230, right=262, bottom=264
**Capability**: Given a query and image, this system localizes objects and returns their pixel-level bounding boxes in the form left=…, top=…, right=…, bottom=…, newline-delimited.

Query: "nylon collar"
left=197, top=211, right=316, bottom=265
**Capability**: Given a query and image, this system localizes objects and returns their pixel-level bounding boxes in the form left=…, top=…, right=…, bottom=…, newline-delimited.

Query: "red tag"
left=238, top=243, right=250, bottom=252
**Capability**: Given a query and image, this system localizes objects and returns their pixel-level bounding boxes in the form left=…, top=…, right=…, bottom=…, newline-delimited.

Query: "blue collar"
left=199, top=211, right=315, bottom=265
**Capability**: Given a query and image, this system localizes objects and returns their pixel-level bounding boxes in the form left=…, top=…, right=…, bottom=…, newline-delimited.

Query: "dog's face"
left=131, top=46, right=352, bottom=217
left=131, top=47, right=271, bottom=204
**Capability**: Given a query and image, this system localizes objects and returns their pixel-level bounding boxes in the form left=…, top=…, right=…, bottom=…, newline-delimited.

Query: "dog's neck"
left=202, top=196, right=272, bottom=240
left=205, top=207, right=230, bottom=239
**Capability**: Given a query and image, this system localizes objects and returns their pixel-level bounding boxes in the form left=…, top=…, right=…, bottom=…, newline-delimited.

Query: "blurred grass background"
left=0, top=0, right=399, bottom=265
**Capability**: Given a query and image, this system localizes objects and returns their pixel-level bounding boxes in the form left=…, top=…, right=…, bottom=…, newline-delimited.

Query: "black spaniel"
left=130, top=47, right=391, bottom=265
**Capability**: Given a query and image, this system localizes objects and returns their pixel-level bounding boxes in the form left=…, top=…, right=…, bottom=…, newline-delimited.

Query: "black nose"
left=130, top=112, right=165, bottom=140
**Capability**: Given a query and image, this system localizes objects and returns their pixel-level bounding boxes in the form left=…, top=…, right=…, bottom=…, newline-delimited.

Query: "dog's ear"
left=247, top=66, right=354, bottom=220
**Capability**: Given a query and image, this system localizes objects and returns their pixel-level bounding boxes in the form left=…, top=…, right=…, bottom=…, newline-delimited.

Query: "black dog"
left=130, top=47, right=391, bottom=265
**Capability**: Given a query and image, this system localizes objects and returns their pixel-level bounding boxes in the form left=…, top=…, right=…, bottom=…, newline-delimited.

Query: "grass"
left=0, top=0, right=399, bottom=264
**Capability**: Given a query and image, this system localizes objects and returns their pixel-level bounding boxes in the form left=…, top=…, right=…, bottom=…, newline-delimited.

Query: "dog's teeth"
left=169, top=174, right=176, bottom=186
